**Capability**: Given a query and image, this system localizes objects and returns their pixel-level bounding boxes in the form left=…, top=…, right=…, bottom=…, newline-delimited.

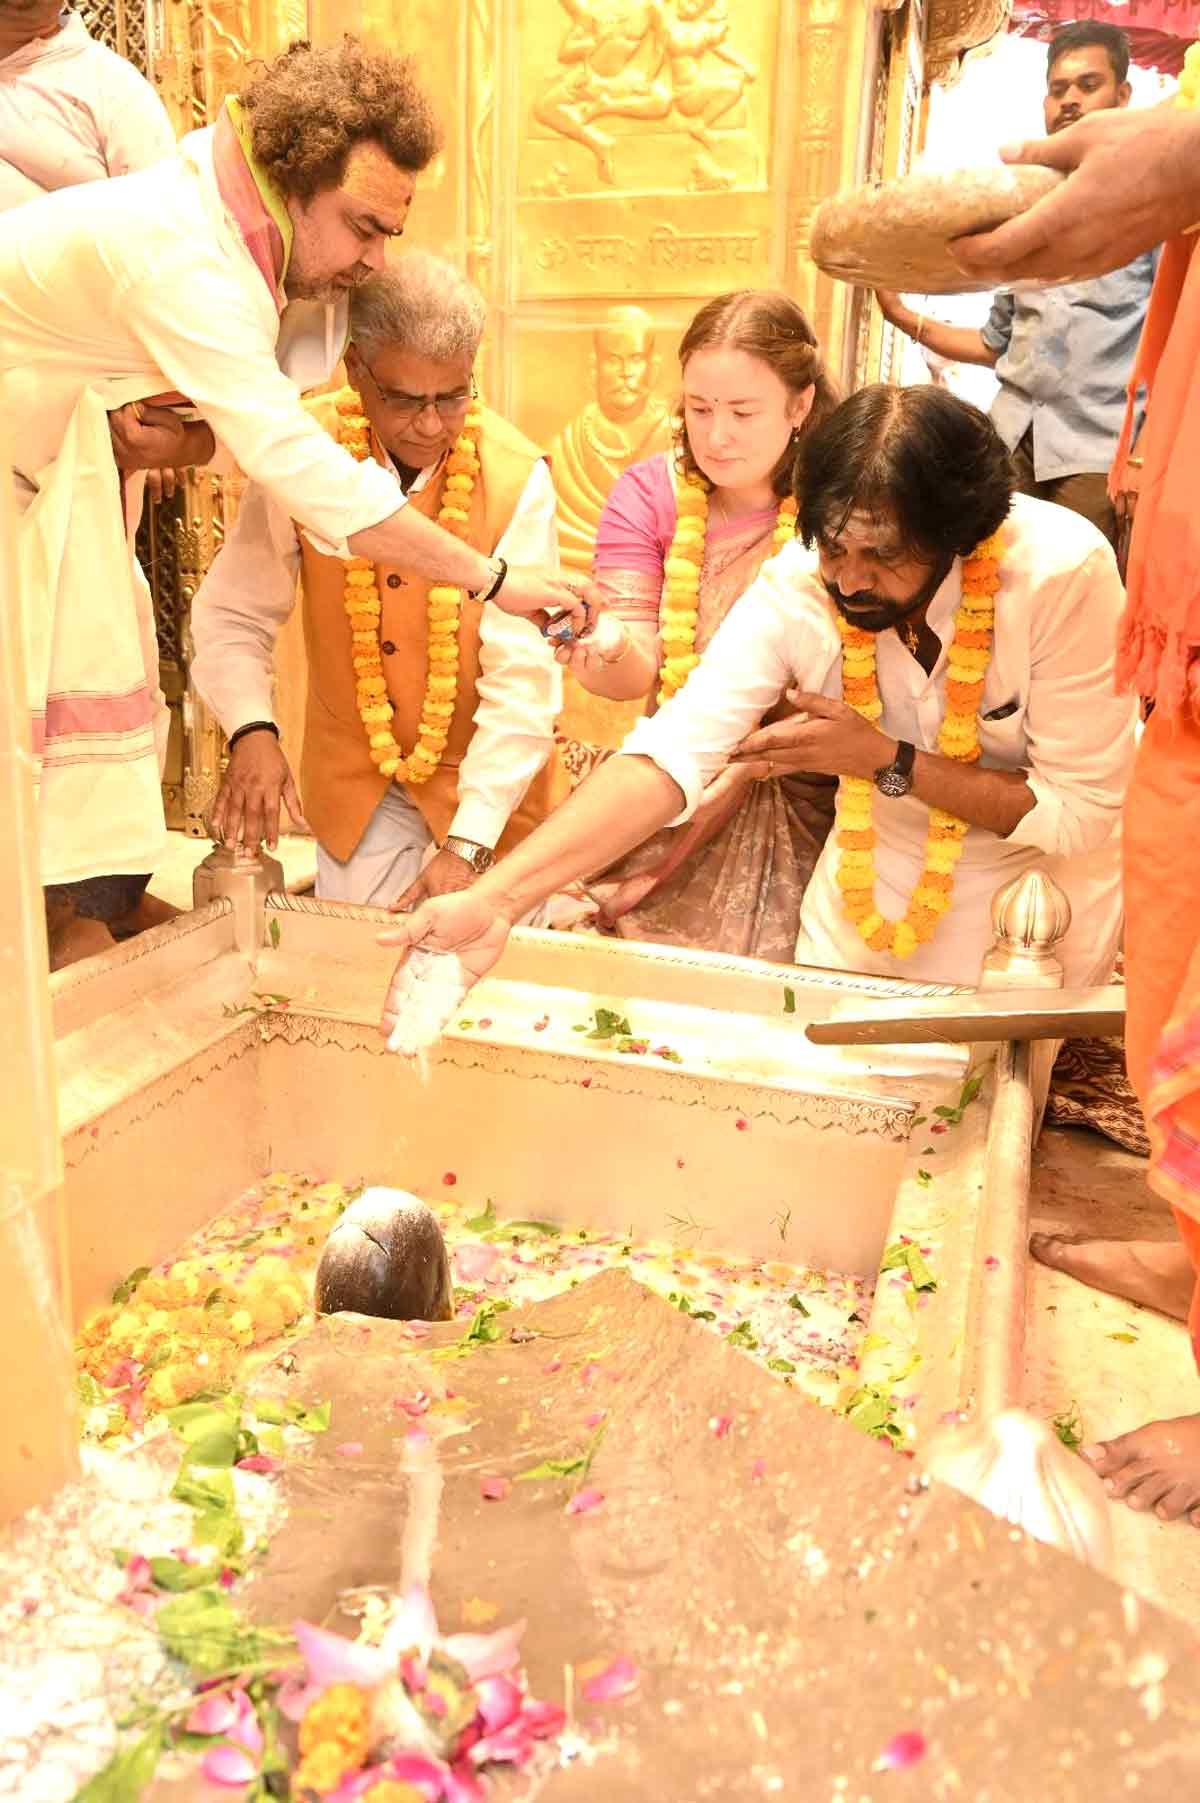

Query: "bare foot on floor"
left=1083, top=1415, right=1200, bottom=1525
left=1029, top=1234, right=1193, bottom=1323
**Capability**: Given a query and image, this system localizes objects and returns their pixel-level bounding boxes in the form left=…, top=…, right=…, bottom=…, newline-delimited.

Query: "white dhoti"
left=18, top=382, right=169, bottom=887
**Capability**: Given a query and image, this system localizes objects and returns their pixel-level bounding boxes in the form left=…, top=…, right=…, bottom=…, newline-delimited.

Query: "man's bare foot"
left=47, top=914, right=116, bottom=971
left=1083, top=1415, right=1200, bottom=1525
left=1029, top=1233, right=1193, bottom=1322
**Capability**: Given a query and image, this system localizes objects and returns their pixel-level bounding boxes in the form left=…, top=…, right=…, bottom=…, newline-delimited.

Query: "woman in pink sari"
left=558, top=290, right=840, bottom=960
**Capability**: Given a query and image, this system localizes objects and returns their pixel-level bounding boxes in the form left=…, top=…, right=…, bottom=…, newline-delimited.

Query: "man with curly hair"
left=0, top=38, right=586, bottom=966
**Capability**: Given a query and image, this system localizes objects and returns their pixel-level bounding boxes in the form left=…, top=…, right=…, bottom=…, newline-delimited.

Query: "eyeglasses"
left=360, top=360, right=477, bottom=425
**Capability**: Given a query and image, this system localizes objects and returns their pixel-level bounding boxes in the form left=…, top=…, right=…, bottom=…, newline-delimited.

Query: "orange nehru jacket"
left=298, top=391, right=566, bottom=863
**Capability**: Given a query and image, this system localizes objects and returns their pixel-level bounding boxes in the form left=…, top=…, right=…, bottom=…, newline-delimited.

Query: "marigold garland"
left=1177, top=39, right=1199, bottom=109
left=834, top=528, right=1004, bottom=960
left=336, top=391, right=485, bottom=784
left=657, top=472, right=798, bottom=705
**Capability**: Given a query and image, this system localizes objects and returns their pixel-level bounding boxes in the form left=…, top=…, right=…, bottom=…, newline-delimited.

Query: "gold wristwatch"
left=443, top=835, right=495, bottom=873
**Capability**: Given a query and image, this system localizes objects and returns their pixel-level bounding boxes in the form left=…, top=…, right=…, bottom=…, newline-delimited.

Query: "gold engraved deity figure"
left=533, top=0, right=672, bottom=187
left=664, top=0, right=756, bottom=185
left=548, top=305, right=673, bottom=571
left=533, top=0, right=756, bottom=190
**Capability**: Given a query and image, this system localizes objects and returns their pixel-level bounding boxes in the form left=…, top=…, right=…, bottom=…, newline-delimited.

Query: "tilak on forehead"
left=339, top=142, right=417, bottom=230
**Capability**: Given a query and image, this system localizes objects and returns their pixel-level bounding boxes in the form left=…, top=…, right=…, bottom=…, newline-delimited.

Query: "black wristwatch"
left=873, top=739, right=916, bottom=799
left=443, top=835, right=495, bottom=873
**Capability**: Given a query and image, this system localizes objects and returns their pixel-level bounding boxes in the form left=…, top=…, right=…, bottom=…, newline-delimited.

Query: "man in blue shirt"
left=875, top=20, right=1154, bottom=550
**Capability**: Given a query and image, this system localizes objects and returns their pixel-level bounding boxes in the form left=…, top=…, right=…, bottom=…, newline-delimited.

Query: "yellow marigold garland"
left=1177, top=40, right=1199, bottom=108
left=834, top=528, right=1004, bottom=960
left=294, top=1683, right=373, bottom=1795
left=336, top=391, right=484, bottom=784
left=657, top=473, right=798, bottom=706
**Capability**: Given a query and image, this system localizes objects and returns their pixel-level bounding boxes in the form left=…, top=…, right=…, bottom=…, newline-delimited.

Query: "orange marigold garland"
left=834, top=528, right=1003, bottom=960
left=658, top=473, right=799, bottom=706
left=335, top=390, right=484, bottom=784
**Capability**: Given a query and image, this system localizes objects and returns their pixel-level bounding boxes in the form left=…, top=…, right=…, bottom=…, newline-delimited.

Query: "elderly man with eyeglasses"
left=191, top=253, right=566, bottom=907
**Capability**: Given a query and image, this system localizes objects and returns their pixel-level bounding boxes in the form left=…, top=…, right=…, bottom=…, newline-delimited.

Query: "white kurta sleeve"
left=617, top=542, right=833, bottom=818
left=114, top=257, right=403, bottom=554
left=450, top=458, right=563, bottom=848
left=189, top=483, right=303, bottom=736
left=1004, top=546, right=1137, bottom=860
left=97, top=56, right=177, bottom=176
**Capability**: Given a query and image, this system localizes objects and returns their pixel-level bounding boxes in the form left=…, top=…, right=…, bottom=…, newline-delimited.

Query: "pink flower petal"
left=277, top=1675, right=322, bottom=1723
left=584, top=1411, right=606, bottom=1428
left=456, top=1243, right=501, bottom=1284
left=444, top=1763, right=487, bottom=1803
left=393, top=1390, right=432, bottom=1417
left=336, top=1440, right=364, bottom=1458
left=469, top=1719, right=537, bottom=1768
left=582, top=1655, right=640, bottom=1703
left=186, top=1693, right=238, bottom=1737
left=984, top=1255, right=1000, bottom=1271
left=235, top=1453, right=279, bottom=1474
left=750, top=1456, right=767, bottom=1481
left=474, top=1673, right=523, bottom=1734
left=381, top=1752, right=453, bottom=1799
left=292, top=1618, right=394, bottom=1690
left=124, top=1555, right=152, bottom=1589
left=520, top=1699, right=567, bottom=1739
left=565, top=1486, right=605, bottom=1517
left=200, top=1744, right=259, bottom=1786
left=708, top=1414, right=734, bottom=1440
left=876, top=1729, right=928, bottom=1771
left=229, top=1694, right=264, bottom=1758
left=441, top=1616, right=526, bottom=1682
left=543, top=1359, right=563, bottom=1374
left=480, top=1474, right=512, bottom=1501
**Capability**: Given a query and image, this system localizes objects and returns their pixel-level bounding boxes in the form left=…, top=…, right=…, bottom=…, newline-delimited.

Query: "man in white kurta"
left=375, top=384, right=1138, bottom=1039
left=192, top=256, right=562, bottom=907
left=0, top=5, right=174, bottom=211
left=0, top=39, right=582, bottom=946
left=620, top=492, right=1131, bottom=987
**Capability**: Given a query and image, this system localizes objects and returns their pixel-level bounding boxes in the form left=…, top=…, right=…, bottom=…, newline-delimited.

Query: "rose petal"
left=230, top=1693, right=264, bottom=1757
left=565, top=1486, right=605, bottom=1517
left=582, top=1655, right=640, bottom=1702
left=475, top=1672, right=523, bottom=1734
left=584, top=1411, right=606, bottom=1428
left=469, top=1719, right=536, bottom=1767
left=293, top=1618, right=394, bottom=1690
left=480, top=1474, right=512, bottom=1502
left=394, top=1390, right=432, bottom=1417
left=200, top=1744, right=259, bottom=1786
left=983, top=1255, right=1000, bottom=1271
left=520, top=1698, right=567, bottom=1739
left=455, top=1242, right=501, bottom=1283
left=382, top=1751, right=453, bottom=1799
left=444, top=1763, right=487, bottom=1803
left=277, top=1674, right=322, bottom=1723
left=336, top=1440, right=364, bottom=1458
left=750, top=1456, right=767, bottom=1481
left=876, top=1729, right=928, bottom=1771
left=124, top=1555, right=152, bottom=1589
left=708, top=1414, right=734, bottom=1440
left=235, top=1453, right=279, bottom=1474
left=441, top=1616, right=526, bottom=1682
left=185, top=1693, right=238, bottom=1737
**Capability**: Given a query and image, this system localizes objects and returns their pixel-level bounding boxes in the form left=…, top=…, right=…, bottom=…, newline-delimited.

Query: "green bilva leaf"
left=588, top=1007, right=632, bottom=1040
left=786, top=1293, right=811, bottom=1317
left=462, top=1301, right=512, bottom=1346
left=267, top=916, right=281, bottom=950
left=148, top=1554, right=217, bottom=1593
left=156, top=1587, right=288, bottom=1678
left=843, top=1384, right=901, bottom=1441
left=516, top=1454, right=587, bottom=1482
left=727, top=1320, right=758, bottom=1349
left=880, top=1241, right=937, bottom=1293
left=111, top=1265, right=151, bottom=1306
left=767, top=1357, right=796, bottom=1374
left=782, top=986, right=796, bottom=1015
left=464, top=1199, right=497, bottom=1233
left=288, top=1399, right=332, bottom=1434
left=73, top=1725, right=165, bottom=1801
left=167, top=1397, right=241, bottom=1469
